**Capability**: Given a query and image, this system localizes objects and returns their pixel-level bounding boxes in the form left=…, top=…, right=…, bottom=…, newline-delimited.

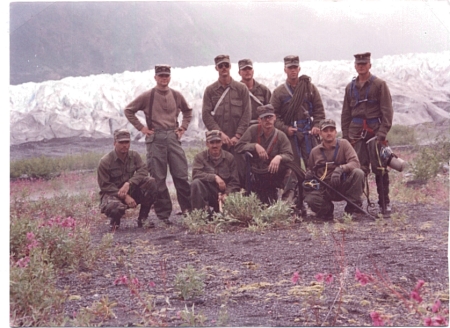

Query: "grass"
left=8, top=134, right=450, bottom=327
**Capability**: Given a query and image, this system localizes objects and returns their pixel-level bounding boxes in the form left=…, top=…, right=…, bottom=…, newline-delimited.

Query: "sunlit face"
left=258, top=114, right=275, bottom=130
left=238, top=66, right=254, bottom=82
left=114, top=140, right=130, bottom=156
left=154, top=73, right=171, bottom=88
left=215, top=62, right=231, bottom=78
left=206, top=139, right=222, bottom=157
left=354, top=62, right=372, bottom=75
left=284, top=65, right=300, bottom=80
left=319, top=127, right=337, bottom=143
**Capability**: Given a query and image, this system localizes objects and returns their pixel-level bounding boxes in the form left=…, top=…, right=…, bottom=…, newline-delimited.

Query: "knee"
left=190, top=179, right=203, bottom=192
left=103, top=200, right=126, bottom=219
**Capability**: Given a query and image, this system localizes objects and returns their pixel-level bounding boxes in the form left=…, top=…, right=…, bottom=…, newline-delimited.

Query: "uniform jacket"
left=98, top=149, right=148, bottom=196
left=235, top=124, right=294, bottom=170
left=341, top=74, right=393, bottom=140
left=270, top=79, right=325, bottom=135
left=202, top=78, right=251, bottom=138
left=192, top=149, right=240, bottom=195
left=307, top=138, right=360, bottom=181
left=244, top=79, right=272, bottom=121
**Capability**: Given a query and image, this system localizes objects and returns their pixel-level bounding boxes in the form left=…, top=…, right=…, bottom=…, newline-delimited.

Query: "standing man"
left=304, top=119, right=365, bottom=220
left=341, top=52, right=393, bottom=214
left=238, top=58, right=272, bottom=125
left=235, top=104, right=296, bottom=205
left=124, top=65, right=192, bottom=225
left=98, top=129, right=157, bottom=230
left=202, top=55, right=251, bottom=187
left=191, top=130, right=240, bottom=213
left=270, top=55, right=326, bottom=168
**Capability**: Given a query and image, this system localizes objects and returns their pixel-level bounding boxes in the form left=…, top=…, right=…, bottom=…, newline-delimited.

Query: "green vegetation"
left=386, top=125, right=416, bottom=146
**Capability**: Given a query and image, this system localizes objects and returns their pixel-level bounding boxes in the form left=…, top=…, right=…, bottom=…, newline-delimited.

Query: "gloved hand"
left=304, top=170, right=315, bottom=181
left=330, top=166, right=344, bottom=188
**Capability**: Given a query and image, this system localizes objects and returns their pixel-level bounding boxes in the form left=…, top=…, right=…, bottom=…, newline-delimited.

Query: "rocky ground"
left=55, top=200, right=449, bottom=327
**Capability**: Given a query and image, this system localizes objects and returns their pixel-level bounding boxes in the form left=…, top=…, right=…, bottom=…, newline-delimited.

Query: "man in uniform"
left=270, top=55, right=326, bottom=168
left=235, top=104, right=296, bottom=205
left=98, top=129, right=157, bottom=230
left=341, top=52, right=393, bottom=214
left=238, top=58, right=272, bottom=125
left=124, top=64, right=192, bottom=225
left=202, top=55, right=251, bottom=187
left=303, top=119, right=365, bottom=220
left=190, top=130, right=240, bottom=213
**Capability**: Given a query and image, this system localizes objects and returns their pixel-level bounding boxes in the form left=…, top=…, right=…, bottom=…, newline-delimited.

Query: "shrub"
left=174, top=264, right=205, bottom=300
left=10, top=249, right=67, bottom=327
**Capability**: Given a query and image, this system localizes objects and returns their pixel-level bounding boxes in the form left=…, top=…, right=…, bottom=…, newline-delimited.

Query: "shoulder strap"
left=146, top=88, right=157, bottom=130
left=249, top=92, right=264, bottom=106
left=212, top=87, right=230, bottom=115
left=320, top=138, right=340, bottom=164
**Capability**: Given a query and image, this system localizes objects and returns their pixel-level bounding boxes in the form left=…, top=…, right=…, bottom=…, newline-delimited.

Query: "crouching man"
left=235, top=104, right=297, bottom=205
left=304, top=119, right=365, bottom=220
left=191, top=130, right=240, bottom=213
left=98, top=129, right=157, bottom=230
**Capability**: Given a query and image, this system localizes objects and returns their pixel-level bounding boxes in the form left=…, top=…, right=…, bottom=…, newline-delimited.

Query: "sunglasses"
left=158, top=74, right=170, bottom=78
left=217, top=63, right=230, bottom=69
left=262, top=115, right=274, bottom=120
left=208, top=140, right=222, bottom=144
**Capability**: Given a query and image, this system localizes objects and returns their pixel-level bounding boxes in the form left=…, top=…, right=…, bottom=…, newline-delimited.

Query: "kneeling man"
left=304, top=119, right=365, bottom=219
left=98, top=129, right=157, bottom=230
left=191, top=130, right=241, bottom=213
left=235, top=104, right=296, bottom=204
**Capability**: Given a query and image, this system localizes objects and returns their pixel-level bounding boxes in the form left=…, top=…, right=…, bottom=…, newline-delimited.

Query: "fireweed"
left=354, top=267, right=449, bottom=326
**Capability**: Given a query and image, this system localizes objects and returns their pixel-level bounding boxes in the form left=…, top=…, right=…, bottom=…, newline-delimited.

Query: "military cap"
left=284, top=55, right=300, bottom=68
left=238, top=59, right=253, bottom=70
left=354, top=52, right=371, bottom=64
left=114, top=128, right=131, bottom=142
left=155, top=64, right=171, bottom=75
left=319, top=119, right=336, bottom=130
left=257, top=104, right=275, bottom=118
left=214, top=55, right=230, bottom=66
left=205, top=130, right=222, bottom=142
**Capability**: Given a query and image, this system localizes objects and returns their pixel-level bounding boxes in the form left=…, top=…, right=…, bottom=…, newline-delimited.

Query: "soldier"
left=124, top=64, right=192, bottom=225
left=303, top=119, right=365, bottom=220
left=237, top=58, right=272, bottom=125
left=235, top=104, right=296, bottom=205
left=270, top=55, right=326, bottom=168
left=202, top=54, right=251, bottom=187
left=341, top=52, right=393, bottom=214
left=98, top=129, right=157, bottom=230
left=191, top=130, right=240, bottom=213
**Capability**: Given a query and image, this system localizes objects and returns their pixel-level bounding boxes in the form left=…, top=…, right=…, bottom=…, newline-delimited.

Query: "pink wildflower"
left=315, top=273, right=324, bottom=283
left=410, top=290, right=423, bottom=303
left=434, top=315, right=448, bottom=326
left=355, top=268, right=372, bottom=286
left=15, top=256, right=30, bottom=268
left=325, top=273, right=334, bottom=285
left=291, top=271, right=300, bottom=284
left=370, top=311, right=384, bottom=326
left=432, top=300, right=441, bottom=313
left=131, top=277, right=140, bottom=288
left=424, top=317, right=433, bottom=326
left=114, top=275, right=128, bottom=285
left=415, top=279, right=425, bottom=291
left=148, top=281, right=156, bottom=288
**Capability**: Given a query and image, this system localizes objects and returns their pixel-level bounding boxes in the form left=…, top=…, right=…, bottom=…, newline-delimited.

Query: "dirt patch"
left=57, top=201, right=449, bottom=327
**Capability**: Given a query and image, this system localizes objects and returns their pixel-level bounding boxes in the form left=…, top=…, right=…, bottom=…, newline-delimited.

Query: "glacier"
left=9, top=51, right=450, bottom=145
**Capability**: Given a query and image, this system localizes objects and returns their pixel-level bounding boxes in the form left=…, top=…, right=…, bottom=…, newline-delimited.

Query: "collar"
left=214, top=78, right=235, bottom=91
left=319, top=139, right=338, bottom=150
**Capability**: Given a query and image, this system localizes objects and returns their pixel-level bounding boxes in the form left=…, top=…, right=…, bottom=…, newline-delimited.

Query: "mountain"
left=10, top=2, right=450, bottom=85
left=9, top=51, right=450, bottom=145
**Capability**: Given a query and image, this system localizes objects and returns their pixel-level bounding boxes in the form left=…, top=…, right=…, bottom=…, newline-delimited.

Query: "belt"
left=154, top=127, right=177, bottom=132
left=352, top=117, right=380, bottom=125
